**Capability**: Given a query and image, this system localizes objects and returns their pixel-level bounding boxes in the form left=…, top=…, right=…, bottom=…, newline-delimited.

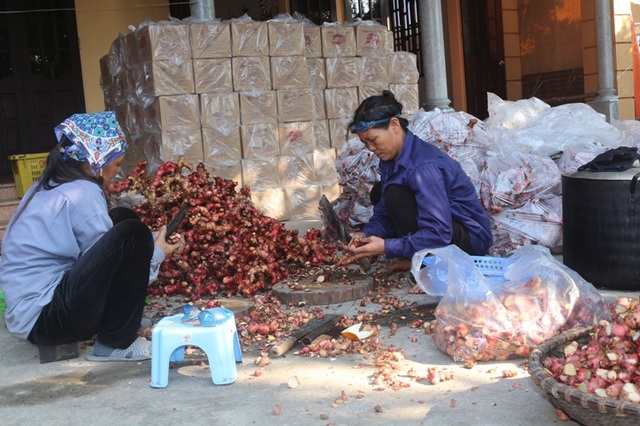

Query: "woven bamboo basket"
left=528, top=327, right=640, bottom=426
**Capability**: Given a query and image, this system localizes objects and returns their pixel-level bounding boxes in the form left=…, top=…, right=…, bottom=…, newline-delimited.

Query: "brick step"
left=0, top=182, right=18, bottom=200
left=0, top=198, right=19, bottom=224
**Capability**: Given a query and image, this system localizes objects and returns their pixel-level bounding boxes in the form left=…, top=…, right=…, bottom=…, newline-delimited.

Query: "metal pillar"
left=190, top=0, right=216, bottom=20
left=418, top=0, right=452, bottom=111
left=588, top=0, right=619, bottom=123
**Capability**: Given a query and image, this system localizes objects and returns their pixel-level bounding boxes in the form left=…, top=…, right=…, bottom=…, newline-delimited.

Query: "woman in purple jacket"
left=347, top=91, right=493, bottom=267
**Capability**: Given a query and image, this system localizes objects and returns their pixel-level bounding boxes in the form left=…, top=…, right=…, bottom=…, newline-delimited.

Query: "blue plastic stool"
left=150, top=307, right=243, bottom=388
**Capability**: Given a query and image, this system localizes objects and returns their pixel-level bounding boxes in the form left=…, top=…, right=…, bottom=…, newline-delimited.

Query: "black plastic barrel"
left=562, top=169, right=640, bottom=290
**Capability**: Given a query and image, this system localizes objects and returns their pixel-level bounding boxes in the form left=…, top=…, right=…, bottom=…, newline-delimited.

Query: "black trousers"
left=370, top=183, right=476, bottom=255
left=28, top=207, right=154, bottom=348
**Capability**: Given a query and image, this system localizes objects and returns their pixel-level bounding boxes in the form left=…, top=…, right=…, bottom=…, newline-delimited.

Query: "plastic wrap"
left=411, top=245, right=610, bottom=362
left=354, top=19, right=392, bottom=58
left=189, top=20, right=231, bottom=59
left=334, top=138, right=380, bottom=227
left=193, top=58, right=233, bottom=93
left=144, top=94, right=200, bottom=132
left=278, top=154, right=316, bottom=187
left=200, top=92, right=240, bottom=129
left=202, top=126, right=242, bottom=166
left=134, top=21, right=191, bottom=64
left=389, top=83, right=420, bottom=114
left=313, top=120, right=331, bottom=149
left=250, top=188, right=290, bottom=220
left=306, top=57, right=327, bottom=90
left=230, top=15, right=269, bottom=57
left=312, top=90, right=327, bottom=120
left=358, top=85, right=388, bottom=103
left=276, top=89, right=315, bottom=122
left=238, top=90, right=278, bottom=125
left=132, top=60, right=195, bottom=101
left=286, top=184, right=322, bottom=220
left=325, top=57, right=361, bottom=88
left=324, top=87, right=359, bottom=120
left=205, top=160, right=243, bottom=190
left=359, top=56, right=389, bottom=87
left=328, top=117, right=351, bottom=151
left=143, top=129, right=204, bottom=166
left=320, top=23, right=356, bottom=57
left=241, top=158, right=279, bottom=190
left=270, top=56, right=309, bottom=89
left=387, top=52, right=419, bottom=84
left=485, top=92, right=550, bottom=132
left=278, top=121, right=315, bottom=156
left=267, top=13, right=305, bottom=56
left=231, top=56, right=271, bottom=92
left=313, top=148, right=338, bottom=181
left=240, top=122, right=279, bottom=159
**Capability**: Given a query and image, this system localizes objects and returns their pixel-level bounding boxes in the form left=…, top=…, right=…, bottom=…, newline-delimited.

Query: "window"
left=389, top=0, right=421, bottom=74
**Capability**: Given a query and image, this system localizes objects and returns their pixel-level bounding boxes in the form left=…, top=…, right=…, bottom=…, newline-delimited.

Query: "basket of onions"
left=528, top=297, right=640, bottom=425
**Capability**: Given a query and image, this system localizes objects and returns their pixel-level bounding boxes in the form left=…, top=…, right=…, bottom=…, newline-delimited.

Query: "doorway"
left=460, top=0, right=506, bottom=120
left=0, top=0, right=85, bottom=179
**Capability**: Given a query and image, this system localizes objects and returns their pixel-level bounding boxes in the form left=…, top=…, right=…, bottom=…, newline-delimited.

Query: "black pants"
left=371, top=183, right=476, bottom=255
left=28, top=207, right=154, bottom=348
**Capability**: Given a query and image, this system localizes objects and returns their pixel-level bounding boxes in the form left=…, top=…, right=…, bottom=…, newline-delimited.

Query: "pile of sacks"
left=335, top=92, right=640, bottom=256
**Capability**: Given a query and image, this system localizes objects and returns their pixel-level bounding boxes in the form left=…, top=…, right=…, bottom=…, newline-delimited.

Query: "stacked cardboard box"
left=100, top=16, right=420, bottom=220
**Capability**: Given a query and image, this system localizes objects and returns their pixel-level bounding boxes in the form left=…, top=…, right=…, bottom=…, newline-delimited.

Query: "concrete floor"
left=0, top=219, right=637, bottom=425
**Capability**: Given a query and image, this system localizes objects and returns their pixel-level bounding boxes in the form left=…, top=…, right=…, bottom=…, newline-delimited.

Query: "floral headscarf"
left=54, top=111, right=128, bottom=173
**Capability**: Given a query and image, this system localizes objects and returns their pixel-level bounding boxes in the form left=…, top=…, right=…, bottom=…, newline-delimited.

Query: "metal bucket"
left=562, top=169, right=640, bottom=290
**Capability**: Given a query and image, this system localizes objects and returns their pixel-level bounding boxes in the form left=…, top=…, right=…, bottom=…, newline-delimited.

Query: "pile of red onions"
left=109, top=158, right=339, bottom=299
left=543, top=297, right=640, bottom=403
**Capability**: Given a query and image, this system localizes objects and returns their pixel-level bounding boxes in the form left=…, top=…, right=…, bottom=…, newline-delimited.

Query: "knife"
left=319, top=194, right=371, bottom=271
left=270, top=314, right=341, bottom=357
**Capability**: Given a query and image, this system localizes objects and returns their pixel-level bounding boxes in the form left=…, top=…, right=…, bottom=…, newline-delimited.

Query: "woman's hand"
left=347, top=233, right=385, bottom=259
left=154, top=225, right=185, bottom=259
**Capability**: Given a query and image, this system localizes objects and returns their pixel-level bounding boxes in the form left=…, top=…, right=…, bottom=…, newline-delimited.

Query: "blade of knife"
left=270, top=314, right=341, bottom=357
left=319, top=195, right=371, bottom=271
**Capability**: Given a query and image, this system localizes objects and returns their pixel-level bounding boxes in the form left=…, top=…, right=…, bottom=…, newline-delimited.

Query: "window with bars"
left=389, top=0, right=421, bottom=75
left=290, top=0, right=334, bottom=25
left=349, top=0, right=382, bottom=23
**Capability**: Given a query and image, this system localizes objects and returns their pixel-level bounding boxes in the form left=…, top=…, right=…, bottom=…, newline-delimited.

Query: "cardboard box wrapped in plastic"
left=232, top=56, right=271, bottom=92
left=328, top=117, right=351, bottom=151
left=202, top=126, right=243, bottom=172
left=231, top=20, right=269, bottom=57
left=285, top=184, right=322, bottom=220
left=200, top=92, right=240, bottom=129
left=241, top=158, right=280, bottom=190
left=278, top=154, right=316, bottom=187
left=131, top=60, right=195, bottom=99
left=389, top=83, right=420, bottom=114
left=311, top=90, right=326, bottom=120
left=324, top=87, right=359, bottom=120
left=239, top=90, right=278, bottom=125
left=241, top=122, right=279, bottom=159
left=135, top=22, right=191, bottom=64
left=325, top=57, right=361, bottom=88
left=387, top=52, right=420, bottom=84
left=250, top=187, right=290, bottom=220
left=359, top=56, right=389, bottom=87
left=190, top=22, right=231, bottom=58
left=144, top=94, right=201, bottom=132
left=277, top=89, right=314, bottom=122
left=358, top=84, right=388, bottom=103
left=278, top=121, right=315, bottom=156
left=303, top=26, right=323, bottom=57
left=321, top=24, right=356, bottom=57
left=267, top=19, right=305, bottom=56
left=306, top=58, right=326, bottom=90
left=313, top=120, right=331, bottom=149
left=270, top=56, right=309, bottom=90
left=355, top=22, right=392, bottom=58
left=193, top=59, right=233, bottom=93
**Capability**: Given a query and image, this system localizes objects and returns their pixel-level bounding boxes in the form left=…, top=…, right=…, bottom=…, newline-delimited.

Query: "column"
left=588, top=0, right=619, bottom=122
left=419, top=0, right=453, bottom=111
left=191, top=0, right=216, bottom=20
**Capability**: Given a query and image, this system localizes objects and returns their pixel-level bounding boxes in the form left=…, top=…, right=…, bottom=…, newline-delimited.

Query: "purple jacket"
left=362, top=130, right=493, bottom=259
